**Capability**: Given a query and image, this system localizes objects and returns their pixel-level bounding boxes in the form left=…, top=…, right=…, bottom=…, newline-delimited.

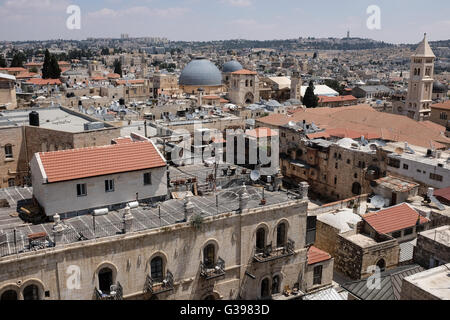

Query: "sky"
left=0, top=0, right=449, bottom=43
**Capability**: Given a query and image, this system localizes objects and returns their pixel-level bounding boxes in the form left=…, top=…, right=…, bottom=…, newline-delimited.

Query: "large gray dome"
left=179, top=57, right=222, bottom=86
left=433, top=81, right=448, bottom=93
left=223, top=60, right=243, bottom=73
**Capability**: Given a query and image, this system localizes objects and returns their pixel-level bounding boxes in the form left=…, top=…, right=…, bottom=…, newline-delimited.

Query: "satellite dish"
left=288, top=121, right=296, bottom=127
left=369, top=144, right=378, bottom=151
left=371, top=195, right=385, bottom=209
left=250, top=170, right=261, bottom=181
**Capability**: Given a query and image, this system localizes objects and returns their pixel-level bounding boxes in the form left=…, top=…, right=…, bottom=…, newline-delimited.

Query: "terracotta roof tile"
left=39, top=141, right=166, bottom=183
left=257, top=105, right=450, bottom=149
left=232, top=69, right=257, bottom=75
left=318, top=95, right=357, bottom=103
left=246, top=127, right=279, bottom=138
left=27, top=78, right=62, bottom=85
left=307, top=246, right=332, bottom=265
left=363, top=203, right=429, bottom=234
left=430, top=101, right=450, bottom=111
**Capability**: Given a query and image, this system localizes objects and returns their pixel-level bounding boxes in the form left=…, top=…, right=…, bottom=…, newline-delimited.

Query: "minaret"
left=290, top=71, right=302, bottom=101
left=405, top=33, right=435, bottom=121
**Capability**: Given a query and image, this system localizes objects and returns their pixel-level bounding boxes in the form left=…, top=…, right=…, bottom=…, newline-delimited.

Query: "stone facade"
left=0, top=76, right=17, bottom=109
left=227, top=72, right=260, bottom=106
left=0, top=198, right=333, bottom=300
left=412, top=226, right=450, bottom=269
left=334, top=232, right=399, bottom=280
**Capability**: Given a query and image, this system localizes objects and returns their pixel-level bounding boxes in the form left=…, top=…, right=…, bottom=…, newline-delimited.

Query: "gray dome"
left=433, top=81, right=448, bottom=93
left=223, top=60, right=243, bottom=73
left=179, top=57, right=222, bottom=86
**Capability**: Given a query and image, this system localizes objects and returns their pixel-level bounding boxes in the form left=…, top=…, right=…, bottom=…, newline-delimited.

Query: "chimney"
left=184, top=197, right=194, bottom=221
left=239, top=183, right=250, bottom=212
left=298, top=182, right=309, bottom=200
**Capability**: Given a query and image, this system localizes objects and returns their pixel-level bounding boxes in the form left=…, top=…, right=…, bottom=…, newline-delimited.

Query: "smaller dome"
left=433, top=81, right=448, bottom=94
left=223, top=60, right=243, bottom=73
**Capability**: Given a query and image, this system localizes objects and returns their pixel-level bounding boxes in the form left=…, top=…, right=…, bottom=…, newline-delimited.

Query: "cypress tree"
left=303, top=81, right=319, bottom=108
left=42, top=49, right=61, bottom=79
left=113, top=59, right=122, bottom=77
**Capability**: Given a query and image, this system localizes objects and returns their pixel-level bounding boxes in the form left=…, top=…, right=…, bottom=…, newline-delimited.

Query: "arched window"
left=245, top=80, right=249, bottom=87
left=98, top=267, right=113, bottom=294
left=4, top=144, right=13, bottom=159
left=1, top=290, right=18, bottom=300
left=272, top=276, right=280, bottom=294
left=8, top=179, right=15, bottom=187
left=151, top=257, right=164, bottom=282
left=261, top=278, right=270, bottom=298
left=256, top=228, right=266, bottom=252
left=276, top=223, right=287, bottom=248
left=23, top=285, right=40, bottom=300
left=377, top=259, right=386, bottom=272
left=203, top=244, right=216, bottom=269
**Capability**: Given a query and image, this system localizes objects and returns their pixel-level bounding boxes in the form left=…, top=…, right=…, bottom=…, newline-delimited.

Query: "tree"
left=10, top=52, right=26, bottom=67
left=313, top=52, right=318, bottom=59
left=101, top=48, right=110, bottom=55
left=42, top=49, right=61, bottom=79
left=0, top=56, right=6, bottom=68
left=303, top=81, right=319, bottom=108
left=113, top=59, right=122, bottom=77
left=29, top=67, right=38, bottom=73
left=324, top=79, right=344, bottom=95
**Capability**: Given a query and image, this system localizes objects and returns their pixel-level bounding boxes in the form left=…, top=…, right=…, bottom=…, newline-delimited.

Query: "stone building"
left=429, top=100, right=450, bottom=127
left=279, top=125, right=385, bottom=202
left=0, top=181, right=335, bottom=300
left=393, top=34, right=435, bottom=121
left=227, top=70, right=260, bottom=105
left=0, top=73, right=17, bottom=110
left=0, top=106, right=121, bottom=189
left=290, top=71, right=302, bottom=101
left=401, top=264, right=450, bottom=300
left=412, top=225, right=449, bottom=269
left=179, top=57, right=223, bottom=95
left=222, top=60, right=243, bottom=88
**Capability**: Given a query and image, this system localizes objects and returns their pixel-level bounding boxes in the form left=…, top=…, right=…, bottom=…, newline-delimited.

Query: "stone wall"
left=413, top=231, right=450, bottom=269
left=0, top=127, right=28, bottom=188
left=0, top=199, right=316, bottom=300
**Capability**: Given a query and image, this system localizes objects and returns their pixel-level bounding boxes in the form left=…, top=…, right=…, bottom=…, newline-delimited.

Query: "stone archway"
left=244, top=92, right=254, bottom=104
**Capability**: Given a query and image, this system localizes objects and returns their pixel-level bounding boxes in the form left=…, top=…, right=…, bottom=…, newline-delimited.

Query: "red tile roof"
left=431, top=101, right=450, bottom=111
left=202, top=95, right=220, bottom=100
left=116, top=79, right=145, bottom=85
left=363, top=203, right=429, bottom=234
left=318, top=95, right=357, bottom=103
left=257, top=104, right=450, bottom=149
left=0, top=67, right=27, bottom=72
left=27, top=78, right=62, bottom=85
left=107, top=73, right=121, bottom=79
left=434, top=187, right=450, bottom=205
left=307, top=246, right=332, bottom=265
left=246, top=127, right=279, bottom=138
left=112, top=137, right=133, bottom=144
left=232, top=69, right=257, bottom=75
left=38, top=141, right=166, bottom=183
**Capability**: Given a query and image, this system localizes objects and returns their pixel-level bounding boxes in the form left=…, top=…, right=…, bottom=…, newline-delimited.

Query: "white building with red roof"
left=30, top=140, right=167, bottom=217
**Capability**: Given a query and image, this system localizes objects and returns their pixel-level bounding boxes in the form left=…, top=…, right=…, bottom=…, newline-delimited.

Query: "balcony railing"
left=145, top=270, right=174, bottom=295
left=94, top=282, right=123, bottom=300
left=253, top=239, right=295, bottom=263
left=200, top=257, right=226, bottom=280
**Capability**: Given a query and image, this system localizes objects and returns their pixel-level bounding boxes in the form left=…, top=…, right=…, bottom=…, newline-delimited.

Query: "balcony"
left=200, top=257, right=226, bottom=280
left=253, top=239, right=295, bottom=263
left=94, top=282, right=123, bottom=300
left=145, top=271, right=174, bottom=295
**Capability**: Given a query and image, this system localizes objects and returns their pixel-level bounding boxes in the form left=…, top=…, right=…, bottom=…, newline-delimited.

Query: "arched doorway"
left=23, top=285, right=40, bottom=300
left=1, top=290, right=18, bottom=301
left=272, top=276, right=280, bottom=294
left=203, top=244, right=216, bottom=269
left=260, top=278, right=270, bottom=299
left=376, top=259, right=386, bottom=272
left=352, top=182, right=362, bottom=195
left=98, top=267, right=114, bottom=294
left=256, top=228, right=266, bottom=253
left=276, top=223, right=287, bottom=248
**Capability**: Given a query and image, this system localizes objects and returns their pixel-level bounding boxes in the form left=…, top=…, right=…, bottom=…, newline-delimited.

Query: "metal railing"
left=200, top=257, right=226, bottom=280
left=94, top=282, right=123, bottom=300
left=253, top=239, right=295, bottom=263
left=144, top=270, right=174, bottom=295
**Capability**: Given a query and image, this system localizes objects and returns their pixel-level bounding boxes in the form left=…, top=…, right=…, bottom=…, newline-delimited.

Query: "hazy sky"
left=0, top=0, right=449, bottom=43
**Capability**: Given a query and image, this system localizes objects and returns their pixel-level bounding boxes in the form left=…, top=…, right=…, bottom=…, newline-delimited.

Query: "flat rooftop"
left=403, top=264, right=450, bottom=300
left=418, top=225, right=450, bottom=247
left=346, top=233, right=378, bottom=248
left=0, top=107, right=112, bottom=133
left=0, top=185, right=295, bottom=258
left=384, top=142, right=450, bottom=169
left=374, top=176, right=419, bottom=192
